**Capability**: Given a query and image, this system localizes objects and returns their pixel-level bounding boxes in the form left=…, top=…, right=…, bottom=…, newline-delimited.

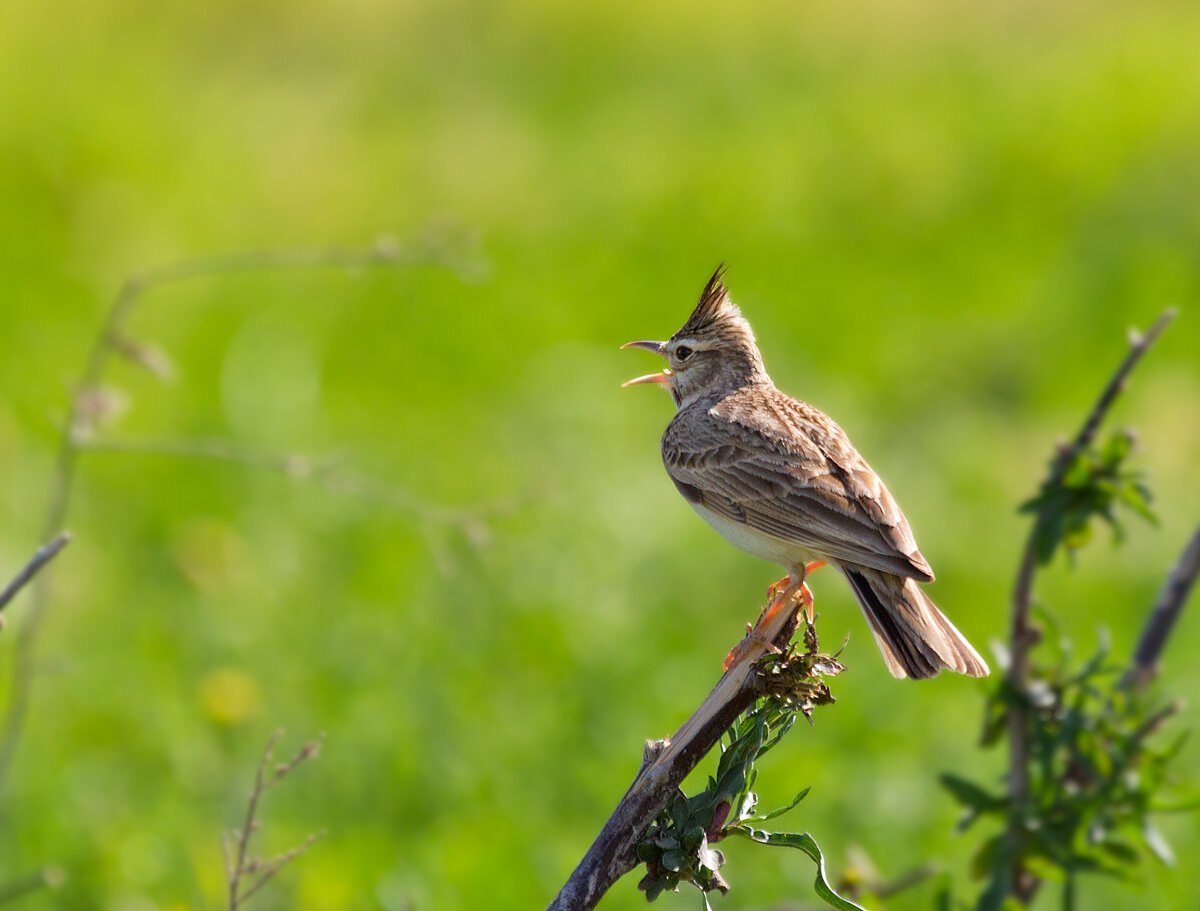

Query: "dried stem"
left=546, top=596, right=804, bottom=911
left=1004, top=309, right=1175, bottom=902
left=0, top=866, right=65, bottom=905
left=1123, top=524, right=1200, bottom=690
left=225, top=730, right=325, bottom=911
left=0, top=534, right=70, bottom=620
left=79, top=436, right=509, bottom=527
left=0, top=230, right=478, bottom=790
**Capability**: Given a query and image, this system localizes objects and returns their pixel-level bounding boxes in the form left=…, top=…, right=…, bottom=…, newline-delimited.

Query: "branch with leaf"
left=938, top=310, right=1199, bottom=910
left=548, top=595, right=862, bottom=911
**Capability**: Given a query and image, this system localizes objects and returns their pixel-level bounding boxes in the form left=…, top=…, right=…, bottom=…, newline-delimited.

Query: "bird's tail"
left=840, top=565, right=989, bottom=679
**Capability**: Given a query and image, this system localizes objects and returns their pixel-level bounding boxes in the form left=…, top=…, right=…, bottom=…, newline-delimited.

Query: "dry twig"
left=0, top=534, right=70, bottom=623
left=0, top=230, right=479, bottom=788
left=223, top=730, right=326, bottom=911
left=0, top=866, right=65, bottom=905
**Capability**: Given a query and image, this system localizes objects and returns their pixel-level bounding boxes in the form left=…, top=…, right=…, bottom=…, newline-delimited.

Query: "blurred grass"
left=1, top=0, right=1199, bottom=909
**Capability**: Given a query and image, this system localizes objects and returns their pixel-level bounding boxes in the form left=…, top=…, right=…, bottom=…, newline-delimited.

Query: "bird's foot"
left=764, top=561, right=826, bottom=602
left=799, top=581, right=815, bottom=624
left=765, top=574, right=791, bottom=601
left=725, top=565, right=826, bottom=670
left=724, top=582, right=801, bottom=671
left=723, top=635, right=782, bottom=671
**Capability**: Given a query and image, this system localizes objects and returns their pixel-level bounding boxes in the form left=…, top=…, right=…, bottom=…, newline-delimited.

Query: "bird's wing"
left=662, top=390, right=934, bottom=581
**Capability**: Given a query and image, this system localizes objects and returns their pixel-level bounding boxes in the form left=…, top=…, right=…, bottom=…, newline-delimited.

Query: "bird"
left=622, top=266, right=988, bottom=679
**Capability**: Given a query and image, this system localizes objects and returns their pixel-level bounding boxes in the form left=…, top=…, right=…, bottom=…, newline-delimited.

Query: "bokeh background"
left=2, top=1, right=1199, bottom=909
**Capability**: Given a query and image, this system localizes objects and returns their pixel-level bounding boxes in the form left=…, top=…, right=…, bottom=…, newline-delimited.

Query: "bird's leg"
left=724, top=560, right=827, bottom=671
left=799, top=581, right=815, bottom=624
left=764, top=561, right=823, bottom=612
left=724, top=577, right=803, bottom=671
left=793, top=560, right=825, bottom=624
left=766, top=574, right=791, bottom=601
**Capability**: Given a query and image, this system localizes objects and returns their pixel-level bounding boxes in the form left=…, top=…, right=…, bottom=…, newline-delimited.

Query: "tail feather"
left=840, top=565, right=989, bottom=680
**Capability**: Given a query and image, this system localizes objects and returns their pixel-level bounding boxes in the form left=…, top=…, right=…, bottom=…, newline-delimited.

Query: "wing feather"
left=662, top=388, right=934, bottom=581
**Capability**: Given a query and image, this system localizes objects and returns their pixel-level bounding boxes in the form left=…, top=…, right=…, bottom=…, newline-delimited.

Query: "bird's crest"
left=674, top=264, right=747, bottom=340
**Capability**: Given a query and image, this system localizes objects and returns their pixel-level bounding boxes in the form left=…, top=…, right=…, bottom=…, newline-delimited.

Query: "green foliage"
left=940, top=376, right=1193, bottom=910
left=2, top=1, right=1199, bottom=908
left=636, top=625, right=863, bottom=910
left=1020, top=430, right=1156, bottom=565
left=941, top=633, right=1187, bottom=907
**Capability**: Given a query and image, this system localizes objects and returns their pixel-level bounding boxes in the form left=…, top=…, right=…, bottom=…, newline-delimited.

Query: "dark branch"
left=1124, top=524, right=1200, bottom=690
left=1003, top=309, right=1175, bottom=903
left=1009, top=308, right=1176, bottom=683
left=546, top=600, right=802, bottom=911
left=0, top=534, right=71, bottom=619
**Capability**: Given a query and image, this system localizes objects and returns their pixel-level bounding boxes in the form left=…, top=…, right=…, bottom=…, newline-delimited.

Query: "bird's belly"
left=688, top=501, right=819, bottom=570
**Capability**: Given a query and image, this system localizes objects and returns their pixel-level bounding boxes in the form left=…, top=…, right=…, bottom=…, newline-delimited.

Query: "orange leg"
left=766, top=574, right=790, bottom=601
left=725, top=561, right=827, bottom=671
left=799, top=581, right=815, bottom=624
left=724, top=582, right=796, bottom=670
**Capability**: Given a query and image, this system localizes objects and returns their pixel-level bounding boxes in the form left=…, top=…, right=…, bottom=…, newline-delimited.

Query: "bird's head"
left=623, top=266, right=769, bottom=408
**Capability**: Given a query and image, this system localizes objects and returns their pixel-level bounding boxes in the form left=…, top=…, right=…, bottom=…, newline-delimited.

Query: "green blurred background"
left=2, top=0, right=1198, bottom=908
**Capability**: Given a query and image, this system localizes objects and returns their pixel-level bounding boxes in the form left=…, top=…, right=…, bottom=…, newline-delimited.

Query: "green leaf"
left=938, top=774, right=1007, bottom=814
left=755, top=787, right=812, bottom=822
left=662, top=849, right=686, bottom=872
left=1062, top=452, right=1094, bottom=488
left=726, top=827, right=869, bottom=911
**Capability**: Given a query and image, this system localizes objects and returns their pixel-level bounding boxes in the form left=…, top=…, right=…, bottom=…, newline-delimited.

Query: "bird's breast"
left=687, top=500, right=820, bottom=570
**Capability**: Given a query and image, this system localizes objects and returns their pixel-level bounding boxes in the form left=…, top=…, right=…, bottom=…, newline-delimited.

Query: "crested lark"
left=623, top=267, right=988, bottom=679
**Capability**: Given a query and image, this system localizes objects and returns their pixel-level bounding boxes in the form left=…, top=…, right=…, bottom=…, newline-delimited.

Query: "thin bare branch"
left=0, top=229, right=478, bottom=789
left=1123, top=524, right=1200, bottom=690
left=79, top=436, right=510, bottom=527
left=0, top=534, right=70, bottom=619
left=546, top=596, right=804, bottom=911
left=0, top=867, right=65, bottom=905
left=225, top=731, right=325, bottom=911
left=234, top=832, right=327, bottom=907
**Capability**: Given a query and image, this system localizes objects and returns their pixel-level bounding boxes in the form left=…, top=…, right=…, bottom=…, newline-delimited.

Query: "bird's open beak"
left=621, top=340, right=671, bottom=388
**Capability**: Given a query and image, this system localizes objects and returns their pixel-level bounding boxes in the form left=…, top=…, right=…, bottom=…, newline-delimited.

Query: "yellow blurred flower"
left=198, top=667, right=263, bottom=725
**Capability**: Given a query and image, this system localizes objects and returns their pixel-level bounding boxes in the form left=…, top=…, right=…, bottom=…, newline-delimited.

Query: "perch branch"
left=1004, top=309, right=1175, bottom=902
left=546, top=596, right=804, bottom=911
left=1123, top=524, right=1200, bottom=690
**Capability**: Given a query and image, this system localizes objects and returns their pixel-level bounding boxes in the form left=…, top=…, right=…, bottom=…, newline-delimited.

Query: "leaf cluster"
left=1020, top=430, right=1155, bottom=565
left=941, top=631, right=1190, bottom=909
left=636, top=623, right=863, bottom=910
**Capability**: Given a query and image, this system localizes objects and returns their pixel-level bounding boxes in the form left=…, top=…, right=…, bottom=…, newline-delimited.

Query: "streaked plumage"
left=624, top=267, right=988, bottom=679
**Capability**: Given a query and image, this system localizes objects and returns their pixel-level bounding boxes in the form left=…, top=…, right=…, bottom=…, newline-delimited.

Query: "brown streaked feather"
left=662, top=385, right=934, bottom=581
left=841, top=565, right=989, bottom=679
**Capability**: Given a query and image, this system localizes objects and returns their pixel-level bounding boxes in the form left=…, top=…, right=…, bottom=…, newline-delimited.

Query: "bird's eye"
left=675, top=346, right=693, bottom=361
